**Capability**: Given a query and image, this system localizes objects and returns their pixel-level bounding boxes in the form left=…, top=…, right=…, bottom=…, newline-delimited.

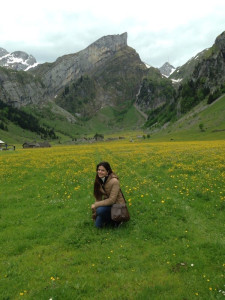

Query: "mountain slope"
left=170, top=31, right=225, bottom=91
left=0, top=66, right=46, bottom=107
left=0, top=32, right=148, bottom=138
left=175, top=32, right=225, bottom=115
left=1, top=31, right=225, bottom=143
left=135, top=66, right=177, bottom=130
left=0, top=48, right=38, bottom=71
left=30, top=33, right=135, bottom=97
left=159, top=62, right=176, bottom=77
left=169, top=49, right=207, bottom=82
left=55, top=45, right=147, bottom=118
left=138, top=31, right=225, bottom=131
left=150, top=94, right=225, bottom=141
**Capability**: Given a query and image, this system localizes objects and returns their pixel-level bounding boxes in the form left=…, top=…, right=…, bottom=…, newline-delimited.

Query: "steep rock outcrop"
left=0, top=67, right=46, bottom=107
left=176, top=31, right=225, bottom=114
left=135, top=67, right=175, bottom=112
left=159, top=62, right=176, bottom=77
left=170, top=31, right=225, bottom=91
left=191, top=31, right=225, bottom=90
left=169, top=49, right=207, bottom=83
left=160, top=31, right=225, bottom=116
left=32, top=33, right=129, bottom=96
left=56, top=45, right=148, bottom=117
left=1, top=33, right=141, bottom=109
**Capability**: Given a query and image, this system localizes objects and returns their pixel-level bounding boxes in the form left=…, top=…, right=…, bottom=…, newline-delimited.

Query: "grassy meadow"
left=0, top=139, right=225, bottom=299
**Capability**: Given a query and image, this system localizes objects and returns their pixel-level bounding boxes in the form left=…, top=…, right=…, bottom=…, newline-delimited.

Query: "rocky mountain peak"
left=159, top=62, right=176, bottom=77
left=215, top=31, right=225, bottom=51
left=90, top=32, right=127, bottom=51
left=0, top=49, right=38, bottom=71
left=38, top=32, right=129, bottom=95
left=0, top=47, right=9, bottom=57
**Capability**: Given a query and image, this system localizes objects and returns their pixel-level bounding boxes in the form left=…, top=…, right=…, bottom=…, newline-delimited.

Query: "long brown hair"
left=93, top=162, right=113, bottom=199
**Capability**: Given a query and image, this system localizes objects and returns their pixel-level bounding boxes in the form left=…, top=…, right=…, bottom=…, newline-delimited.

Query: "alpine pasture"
left=0, top=139, right=225, bottom=299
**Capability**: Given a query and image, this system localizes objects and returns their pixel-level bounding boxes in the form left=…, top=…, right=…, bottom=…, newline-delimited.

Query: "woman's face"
left=97, top=165, right=108, bottom=178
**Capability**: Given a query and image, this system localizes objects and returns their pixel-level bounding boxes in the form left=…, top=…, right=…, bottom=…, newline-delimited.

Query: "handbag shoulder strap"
left=101, top=183, right=108, bottom=197
left=120, top=189, right=127, bottom=203
left=102, top=183, right=126, bottom=203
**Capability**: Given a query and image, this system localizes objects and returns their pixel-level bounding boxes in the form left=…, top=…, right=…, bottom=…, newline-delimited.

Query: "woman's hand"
left=91, top=204, right=96, bottom=211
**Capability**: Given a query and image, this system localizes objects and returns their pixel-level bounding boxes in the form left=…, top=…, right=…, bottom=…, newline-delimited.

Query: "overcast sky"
left=1, top=0, right=225, bottom=68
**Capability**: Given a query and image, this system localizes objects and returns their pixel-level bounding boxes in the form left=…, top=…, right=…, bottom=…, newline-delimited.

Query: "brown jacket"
left=94, top=173, right=125, bottom=208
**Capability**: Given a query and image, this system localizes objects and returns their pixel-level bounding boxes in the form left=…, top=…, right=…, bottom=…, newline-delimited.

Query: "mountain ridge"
left=30, top=32, right=130, bottom=96
left=159, top=62, right=176, bottom=77
left=0, top=31, right=225, bottom=142
left=0, top=48, right=38, bottom=71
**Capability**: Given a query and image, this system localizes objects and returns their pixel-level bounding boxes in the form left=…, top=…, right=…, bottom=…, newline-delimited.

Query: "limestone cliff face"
left=0, top=49, right=41, bottom=107
left=135, top=67, right=175, bottom=112
left=2, top=30, right=225, bottom=123
left=34, top=33, right=129, bottom=96
left=170, top=31, right=225, bottom=92
left=215, top=31, right=225, bottom=52
left=0, top=68, right=46, bottom=107
left=169, top=49, right=207, bottom=83
left=0, top=33, right=133, bottom=108
left=55, top=44, right=148, bottom=118
left=191, top=31, right=225, bottom=91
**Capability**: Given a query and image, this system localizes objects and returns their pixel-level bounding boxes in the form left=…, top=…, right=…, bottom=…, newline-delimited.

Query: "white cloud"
left=0, top=0, right=225, bottom=67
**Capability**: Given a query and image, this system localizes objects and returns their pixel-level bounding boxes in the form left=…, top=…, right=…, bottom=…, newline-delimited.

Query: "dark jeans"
left=95, top=206, right=112, bottom=228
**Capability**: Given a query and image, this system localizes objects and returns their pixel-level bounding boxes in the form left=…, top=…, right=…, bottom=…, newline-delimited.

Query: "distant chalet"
left=22, top=141, right=51, bottom=148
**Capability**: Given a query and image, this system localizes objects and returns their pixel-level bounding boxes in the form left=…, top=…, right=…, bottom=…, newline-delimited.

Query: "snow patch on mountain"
left=171, top=78, right=183, bottom=83
left=159, top=62, right=176, bottom=77
left=144, top=62, right=151, bottom=68
left=0, top=48, right=38, bottom=71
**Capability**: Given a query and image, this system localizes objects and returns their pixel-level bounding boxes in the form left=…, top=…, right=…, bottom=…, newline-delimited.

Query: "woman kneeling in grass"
left=91, top=161, right=125, bottom=228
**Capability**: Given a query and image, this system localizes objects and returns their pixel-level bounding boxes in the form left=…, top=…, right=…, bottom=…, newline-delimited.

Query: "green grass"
left=151, top=95, right=225, bottom=141
left=84, top=105, right=145, bottom=134
left=1, top=94, right=224, bottom=145
left=0, top=140, right=224, bottom=299
left=0, top=122, right=43, bottom=145
left=0, top=102, right=145, bottom=145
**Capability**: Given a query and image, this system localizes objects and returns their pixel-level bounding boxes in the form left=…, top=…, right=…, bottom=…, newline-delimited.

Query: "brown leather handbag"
left=111, top=203, right=130, bottom=222
left=111, top=190, right=130, bottom=222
